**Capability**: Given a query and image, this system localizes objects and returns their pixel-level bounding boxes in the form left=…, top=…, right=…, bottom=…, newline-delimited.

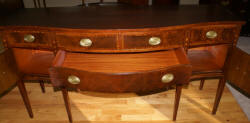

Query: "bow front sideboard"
left=0, top=5, right=245, bottom=122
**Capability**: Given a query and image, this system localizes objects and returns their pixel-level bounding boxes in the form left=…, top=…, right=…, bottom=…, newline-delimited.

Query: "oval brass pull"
left=149, top=37, right=161, bottom=46
left=161, top=73, right=174, bottom=83
left=67, top=75, right=80, bottom=84
left=206, top=31, right=217, bottom=39
left=24, top=34, right=35, bottom=43
left=80, top=38, right=92, bottom=47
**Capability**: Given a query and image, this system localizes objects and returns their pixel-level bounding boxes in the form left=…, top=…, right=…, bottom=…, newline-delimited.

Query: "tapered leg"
left=212, top=77, right=226, bottom=114
left=199, top=79, right=205, bottom=90
left=62, top=88, right=73, bottom=123
left=39, top=80, right=45, bottom=93
left=17, top=79, right=33, bottom=118
left=173, top=85, right=182, bottom=121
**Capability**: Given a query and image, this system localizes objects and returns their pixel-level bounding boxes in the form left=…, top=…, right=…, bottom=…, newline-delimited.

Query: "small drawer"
left=190, top=25, right=238, bottom=46
left=49, top=48, right=192, bottom=94
left=5, top=31, right=52, bottom=49
left=56, top=33, right=117, bottom=52
left=123, top=30, right=185, bottom=51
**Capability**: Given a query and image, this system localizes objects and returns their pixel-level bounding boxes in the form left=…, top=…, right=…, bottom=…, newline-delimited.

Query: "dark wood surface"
left=0, top=5, right=243, bottom=29
left=0, top=49, right=19, bottom=96
left=225, top=47, right=250, bottom=97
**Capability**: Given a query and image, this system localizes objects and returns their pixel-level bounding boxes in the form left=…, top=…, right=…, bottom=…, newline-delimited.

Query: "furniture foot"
left=17, top=79, right=33, bottom=118
left=199, top=79, right=205, bottom=90
left=39, top=80, right=45, bottom=93
left=62, top=88, right=73, bottom=123
left=173, top=85, right=182, bottom=121
left=212, top=77, right=226, bottom=114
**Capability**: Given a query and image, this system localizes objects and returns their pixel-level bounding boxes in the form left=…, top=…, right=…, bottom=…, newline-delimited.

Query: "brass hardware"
left=67, top=75, right=80, bottom=84
left=206, top=31, right=217, bottom=39
left=161, top=73, right=174, bottom=83
left=149, top=37, right=161, bottom=46
left=24, top=34, right=35, bottom=42
left=80, top=38, right=92, bottom=47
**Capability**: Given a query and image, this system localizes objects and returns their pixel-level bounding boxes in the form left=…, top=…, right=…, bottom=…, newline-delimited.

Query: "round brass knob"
left=161, top=73, right=174, bottom=83
left=206, top=31, right=217, bottom=39
left=24, top=34, right=35, bottom=43
left=149, top=37, right=161, bottom=46
left=67, top=75, right=80, bottom=85
left=80, top=38, right=92, bottom=47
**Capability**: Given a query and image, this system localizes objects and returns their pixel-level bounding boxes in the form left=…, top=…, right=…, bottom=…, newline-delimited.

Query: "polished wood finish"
left=0, top=49, right=19, bottom=96
left=62, top=87, right=72, bottom=123
left=225, top=47, right=250, bottom=97
left=0, top=5, right=245, bottom=121
left=173, top=85, right=182, bottom=121
left=0, top=5, right=243, bottom=29
left=17, top=79, right=33, bottom=118
left=0, top=81, right=249, bottom=122
left=212, top=77, right=226, bottom=114
left=49, top=49, right=191, bottom=93
left=12, top=48, right=55, bottom=75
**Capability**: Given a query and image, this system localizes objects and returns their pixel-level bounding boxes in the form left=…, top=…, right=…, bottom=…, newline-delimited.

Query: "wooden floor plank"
left=0, top=79, right=248, bottom=123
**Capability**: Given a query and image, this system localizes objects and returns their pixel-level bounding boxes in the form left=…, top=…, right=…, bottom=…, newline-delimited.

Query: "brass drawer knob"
left=206, top=31, right=217, bottom=39
left=80, top=38, right=92, bottom=47
left=24, top=34, right=35, bottom=43
left=67, top=75, right=80, bottom=84
left=149, top=37, right=161, bottom=46
left=161, top=73, right=174, bottom=83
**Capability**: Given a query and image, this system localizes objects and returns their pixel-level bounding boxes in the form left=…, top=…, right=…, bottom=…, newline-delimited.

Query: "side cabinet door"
left=225, top=47, right=250, bottom=97
left=0, top=41, right=20, bottom=96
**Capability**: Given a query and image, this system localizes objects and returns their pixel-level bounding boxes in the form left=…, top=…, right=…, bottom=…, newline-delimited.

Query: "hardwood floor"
left=0, top=80, right=248, bottom=123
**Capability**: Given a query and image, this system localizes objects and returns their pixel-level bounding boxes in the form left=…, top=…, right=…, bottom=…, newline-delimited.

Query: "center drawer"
left=56, top=33, right=117, bottom=52
left=49, top=48, right=191, bottom=94
left=122, top=30, right=185, bottom=51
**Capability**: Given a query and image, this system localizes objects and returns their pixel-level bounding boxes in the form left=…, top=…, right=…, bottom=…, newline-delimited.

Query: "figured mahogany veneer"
left=2, top=23, right=243, bottom=53
left=0, top=5, right=246, bottom=122
left=49, top=48, right=191, bottom=93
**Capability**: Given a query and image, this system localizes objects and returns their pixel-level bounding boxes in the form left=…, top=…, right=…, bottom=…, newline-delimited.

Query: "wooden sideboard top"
left=0, top=5, right=244, bottom=29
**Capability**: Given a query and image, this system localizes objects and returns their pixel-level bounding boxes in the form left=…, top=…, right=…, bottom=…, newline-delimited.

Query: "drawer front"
left=190, top=25, right=237, bottom=46
left=5, top=31, right=52, bottom=49
left=56, top=33, right=117, bottom=52
left=49, top=65, right=192, bottom=94
left=123, top=30, right=185, bottom=50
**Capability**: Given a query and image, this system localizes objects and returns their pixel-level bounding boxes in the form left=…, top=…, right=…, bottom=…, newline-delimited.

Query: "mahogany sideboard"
left=0, top=5, right=245, bottom=122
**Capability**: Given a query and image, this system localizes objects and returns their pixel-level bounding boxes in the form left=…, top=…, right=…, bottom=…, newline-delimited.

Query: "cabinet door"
left=225, top=47, right=250, bottom=97
left=0, top=43, right=20, bottom=96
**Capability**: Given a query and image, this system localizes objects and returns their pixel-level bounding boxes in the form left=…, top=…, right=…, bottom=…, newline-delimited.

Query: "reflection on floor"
left=0, top=80, right=248, bottom=123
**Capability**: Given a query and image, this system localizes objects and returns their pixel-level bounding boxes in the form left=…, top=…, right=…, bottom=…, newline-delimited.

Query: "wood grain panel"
left=4, top=30, right=53, bottom=49
left=225, top=47, right=250, bottom=96
left=0, top=49, right=19, bottom=95
left=123, top=30, right=185, bottom=51
left=49, top=65, right=191, bottom=94
left=190, top=25, right=238, bottom=47
left=56, top=33, right=117, bottom=52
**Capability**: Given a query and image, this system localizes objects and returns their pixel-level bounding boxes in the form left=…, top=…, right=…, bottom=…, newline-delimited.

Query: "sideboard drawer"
left=123, top=30, right=185, bottom=50
left=49, top=48, right=192, bottom=94
left=190, top=25, right=237, bottom=46
left=56, top=33, right=117, bottom=52
left=5, top=31, right=52, bottom=49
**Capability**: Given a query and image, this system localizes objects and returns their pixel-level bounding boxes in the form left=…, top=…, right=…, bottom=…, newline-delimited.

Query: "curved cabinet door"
left=0, top=49, right=20, bottom=96
left=225, top=47, right=250, bottom=97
